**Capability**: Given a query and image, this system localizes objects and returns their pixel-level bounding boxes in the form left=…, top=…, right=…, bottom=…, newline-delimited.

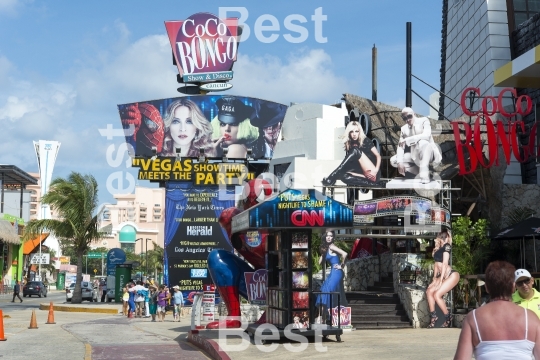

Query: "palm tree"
left=24, top=172, right=104, bottom=303
left=146, top=242, right=164, bottom=280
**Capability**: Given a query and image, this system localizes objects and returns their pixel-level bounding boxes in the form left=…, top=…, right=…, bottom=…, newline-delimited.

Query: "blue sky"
left=0, top=0, right=443, bottom=206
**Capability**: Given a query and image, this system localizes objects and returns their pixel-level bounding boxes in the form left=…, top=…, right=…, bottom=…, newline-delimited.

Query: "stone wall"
left=501, top=184, right=540, bottom=226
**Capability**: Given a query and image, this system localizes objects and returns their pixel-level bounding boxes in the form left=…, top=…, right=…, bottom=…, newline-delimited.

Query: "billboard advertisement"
left=165, top=13, right=239, bottom=78
left=233, top=189, right=353, bottom=231
left=118, top=95, right=287, bottom=159
left=321, top=120, right=382, bottom=188
left=164, top=182, right=235, bottom=300
left=353, top=195, right=451, bottom=227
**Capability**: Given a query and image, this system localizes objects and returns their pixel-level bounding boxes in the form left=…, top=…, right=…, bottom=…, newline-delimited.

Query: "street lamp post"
left=145, top=238, right=151, bottom=278
left=39, top=205, right=45, bottom=281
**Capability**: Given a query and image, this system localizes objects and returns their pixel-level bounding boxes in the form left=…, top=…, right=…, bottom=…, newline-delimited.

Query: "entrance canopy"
left=23, top=233, right=49, bottom=254
left=492, top=217, right=540, bottom=240
left=231, top=188, right=353, bottom=233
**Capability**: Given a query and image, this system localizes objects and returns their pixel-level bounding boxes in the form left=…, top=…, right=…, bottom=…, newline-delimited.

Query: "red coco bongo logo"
left=165, top=13, right=239, bottom=76
left=452, top=87, right=539, bottom=175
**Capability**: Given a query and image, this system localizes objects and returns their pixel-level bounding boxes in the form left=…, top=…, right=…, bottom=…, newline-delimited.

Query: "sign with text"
left=244, top=269, right=267, bottom=305
left=106, top=248, right=126, bottom=276
left=453, top=87, right=538, bottom=175
left=353, top=196, right=450, bottom=227
left=131, top=158, right=255, bottom=185
left=30, top=253, right=50, bottom=265
left=87, top=252, right=104, bottom=259
left=165, top=183, right=234, bottom=294
left=238, top=189, right=353, bottom=231
left=165, top=13, right=239, bottom=77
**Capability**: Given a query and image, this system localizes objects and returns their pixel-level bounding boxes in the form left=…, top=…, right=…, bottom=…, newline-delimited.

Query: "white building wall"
left=445, top=0, right=521, bottom=183
left=270, top=102, right=374, bottom=202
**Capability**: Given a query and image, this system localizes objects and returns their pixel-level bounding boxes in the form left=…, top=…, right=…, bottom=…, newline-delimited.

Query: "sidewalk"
left=0, top=302, right=462, bottom=360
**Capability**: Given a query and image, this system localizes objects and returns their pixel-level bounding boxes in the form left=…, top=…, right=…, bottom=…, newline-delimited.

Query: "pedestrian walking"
left=11, top=280, right=23, bottom=303
left=149, top=285, right=158, bottom=322
left=122, top=287, right=129, bottom=316
left=172, top=285, right=184, bottom=322
left=157, top=285, right=168, bottom=322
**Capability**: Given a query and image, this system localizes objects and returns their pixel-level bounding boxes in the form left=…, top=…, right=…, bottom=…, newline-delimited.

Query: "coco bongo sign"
left=165, top=13, right=239, bottom=79
left=452, top=87, right=539, bottom=175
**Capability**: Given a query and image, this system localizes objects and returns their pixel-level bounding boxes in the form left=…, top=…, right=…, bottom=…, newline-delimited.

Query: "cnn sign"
left=452, top=87, right=538, bottom=175
left=165, top=13, right=239, bottom=76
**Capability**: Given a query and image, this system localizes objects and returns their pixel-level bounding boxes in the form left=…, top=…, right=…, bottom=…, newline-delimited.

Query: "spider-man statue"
left=206, top=179, right=272, bottom=329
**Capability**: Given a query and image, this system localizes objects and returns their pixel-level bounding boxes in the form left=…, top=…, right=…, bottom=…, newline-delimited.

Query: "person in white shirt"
left=390, top=107, right=442, bottom=184
left=133, top=281, right=147, bottom=318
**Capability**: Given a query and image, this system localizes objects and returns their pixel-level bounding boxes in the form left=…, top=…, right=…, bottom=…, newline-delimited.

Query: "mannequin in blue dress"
left=315, top=230, right=349, bottom=323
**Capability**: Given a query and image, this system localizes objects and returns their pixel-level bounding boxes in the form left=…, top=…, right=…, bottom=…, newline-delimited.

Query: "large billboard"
left=118, top=95, right=287, bottom=159
left=164, top=182, right=235, bottom=302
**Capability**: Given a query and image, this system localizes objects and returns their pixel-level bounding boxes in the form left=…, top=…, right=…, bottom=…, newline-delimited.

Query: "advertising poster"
left=353, top=196, right=451, bottom=227
left=164, top=182, right=235, bottom=302
left=118, top=95, right=287, bottom=160
left=332, top=306, right=352, bottom=328
left=244, top=269, right=267, bottom=305
left=239, top=188, right=353, bottom=231
left=321, top=120, right=382, bottom=188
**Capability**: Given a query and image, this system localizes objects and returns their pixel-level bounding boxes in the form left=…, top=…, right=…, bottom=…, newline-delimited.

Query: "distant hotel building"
left=98, top=186, right=165, bottom=254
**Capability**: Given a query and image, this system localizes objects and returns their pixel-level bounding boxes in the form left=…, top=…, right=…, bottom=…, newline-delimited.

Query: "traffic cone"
left=28, top=310, right=38, bottom=329
left=46, top=302, right=55, bottom=325
left=0, top=309, right=6, bottom=341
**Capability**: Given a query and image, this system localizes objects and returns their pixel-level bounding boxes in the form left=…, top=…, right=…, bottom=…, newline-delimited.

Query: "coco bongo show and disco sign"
left=165, top=12, right=239, bottom=81
left=452, top=87, right=539, bottom=175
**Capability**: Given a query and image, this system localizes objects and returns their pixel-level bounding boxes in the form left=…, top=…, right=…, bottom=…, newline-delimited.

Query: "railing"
left=311, top=291, right=342, bottom=328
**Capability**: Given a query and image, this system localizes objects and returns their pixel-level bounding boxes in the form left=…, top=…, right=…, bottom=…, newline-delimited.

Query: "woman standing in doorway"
left=426, top=230, right=460, bottom=328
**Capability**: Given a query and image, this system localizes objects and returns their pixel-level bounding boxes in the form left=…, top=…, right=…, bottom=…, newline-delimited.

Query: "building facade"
left=99, top=186, right=165, bottom=254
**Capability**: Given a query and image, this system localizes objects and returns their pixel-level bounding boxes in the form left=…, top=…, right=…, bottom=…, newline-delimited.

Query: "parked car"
left=66, top=281, right=98, bottom=302
left=23, top=281, right=48, bottom=298
left=106, top=288, right=115, bottom=302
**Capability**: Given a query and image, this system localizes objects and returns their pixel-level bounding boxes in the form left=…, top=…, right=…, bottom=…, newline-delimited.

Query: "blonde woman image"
left=322, top=121, right=382, bottom=187
left=160, top=99, right=217, bottom=157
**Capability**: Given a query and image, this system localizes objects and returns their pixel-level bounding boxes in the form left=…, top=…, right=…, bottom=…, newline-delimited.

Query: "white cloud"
left=0, top=0, right=19, bottom=15
left=229, top=49, right=354, bottom=105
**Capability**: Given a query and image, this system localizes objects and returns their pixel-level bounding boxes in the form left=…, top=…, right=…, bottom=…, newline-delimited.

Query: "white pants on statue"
left=390, top=140, right=434, bottom=180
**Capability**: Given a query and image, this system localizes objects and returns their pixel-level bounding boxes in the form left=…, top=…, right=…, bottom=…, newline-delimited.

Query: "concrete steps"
left=346, top=274, right=412, bottom=329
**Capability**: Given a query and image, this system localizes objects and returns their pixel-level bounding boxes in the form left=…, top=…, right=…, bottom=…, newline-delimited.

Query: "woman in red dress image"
left=322, top=121, right=382, bottom=187
left=426, top=230, right=459, bottom=328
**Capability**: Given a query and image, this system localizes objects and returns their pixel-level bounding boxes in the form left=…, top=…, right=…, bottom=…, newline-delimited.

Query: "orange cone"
left=46, top=302, right=55, bottom=324
left=28, top=310, right=38, bottom=329
left=0, top=309, right=6, bottom=341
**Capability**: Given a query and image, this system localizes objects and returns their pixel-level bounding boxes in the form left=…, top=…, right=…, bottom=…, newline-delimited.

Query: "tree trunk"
left=72, top=252, right=84, bottom=304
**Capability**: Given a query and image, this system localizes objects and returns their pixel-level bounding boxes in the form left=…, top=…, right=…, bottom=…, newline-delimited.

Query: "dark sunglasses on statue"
left=401, top=114, right=413, bottom=120
left=516, top=278, right=531, bottom=286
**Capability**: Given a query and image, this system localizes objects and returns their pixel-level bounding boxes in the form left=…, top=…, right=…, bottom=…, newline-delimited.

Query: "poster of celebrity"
left=322, top=120, right=382, bottom=187
left=389, top=107, right=442, bottom=184
left=118, top=95, right=287, bottom=159
left=314, top=230, right=349, bottom=322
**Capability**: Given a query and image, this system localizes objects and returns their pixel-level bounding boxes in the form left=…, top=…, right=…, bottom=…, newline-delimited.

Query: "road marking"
left=85, top=343, right=92, bottom=360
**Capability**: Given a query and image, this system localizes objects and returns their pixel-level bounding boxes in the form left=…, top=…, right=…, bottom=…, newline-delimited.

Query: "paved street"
left=0, top=291, right=463, bottom=359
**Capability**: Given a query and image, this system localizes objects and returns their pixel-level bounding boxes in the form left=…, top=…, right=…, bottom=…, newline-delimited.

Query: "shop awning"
left=23, top=233, right=49, bottom=255
left=494, top=44, right=540, bottom=87
left=231, top=188, right=353, bottom=233
left=0, top=219, right=21, bottom=245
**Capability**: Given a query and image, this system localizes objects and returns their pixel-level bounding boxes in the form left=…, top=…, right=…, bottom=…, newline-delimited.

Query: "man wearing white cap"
left=512, top=268, right=540, bottom=318
left=172, top=285, right=184, bottom=322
